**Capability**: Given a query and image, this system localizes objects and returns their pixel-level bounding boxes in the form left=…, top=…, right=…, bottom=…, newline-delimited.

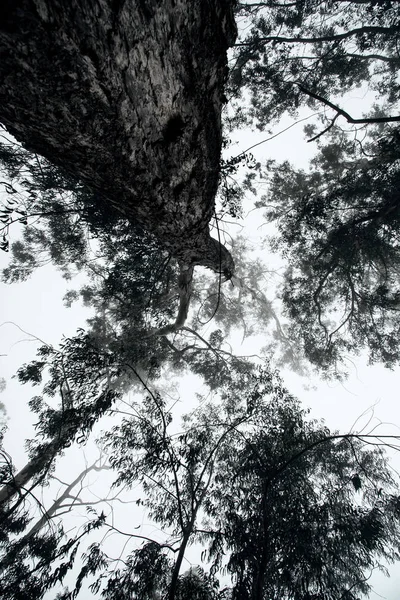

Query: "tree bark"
left=0, top=0, right=236, bottom=276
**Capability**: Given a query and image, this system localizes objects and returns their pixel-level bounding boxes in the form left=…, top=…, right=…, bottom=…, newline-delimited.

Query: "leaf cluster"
left=261, top=125, right=400, bottom=373
left=231, top=0, right=400, bottom=129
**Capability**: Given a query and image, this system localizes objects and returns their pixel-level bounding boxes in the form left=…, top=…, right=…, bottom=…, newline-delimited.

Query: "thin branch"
left=104, top=522, right=180, bottom=552
left=269, top=434, right=400, bottom=485
left=227, top=112, right=321, bottom=164
left=197, top=213, right=223, bottom=326
left=235, top=26, right=400, bottom=47
left=181, top=326, right=226, bottom=363
left=299, top=85, right=400, bottom=123
left=123, top=362, right=187, bottom=529
left=307, top=114, right=339, bottom=142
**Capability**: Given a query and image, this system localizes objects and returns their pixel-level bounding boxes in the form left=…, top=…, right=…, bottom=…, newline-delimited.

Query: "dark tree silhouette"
left=0, top=1, right=236, bottom=275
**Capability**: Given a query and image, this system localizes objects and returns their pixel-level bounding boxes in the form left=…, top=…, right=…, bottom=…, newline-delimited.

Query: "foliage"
left=0, top=331, right=122, bottom=507
left=223, top=0, right=400, bottom=375
left=0, top=133, right=257, bottom=385
left=203, top=387, right=400, bottom=599
left=1, top=3, right=400, bottom=599
left=0, top=425, right=106, bottom=600
left=0, top=130, right=179, bottom=332
left=258, top=124, right=400, bottom=374
left=2, top=349, right=400, bottom=599
left=231, top=0, right=400, bottom=130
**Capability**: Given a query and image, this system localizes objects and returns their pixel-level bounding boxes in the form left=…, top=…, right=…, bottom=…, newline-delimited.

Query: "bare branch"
left=145, top=265, right=194, bottom=337
left=307, top=114, right=339, bottom=142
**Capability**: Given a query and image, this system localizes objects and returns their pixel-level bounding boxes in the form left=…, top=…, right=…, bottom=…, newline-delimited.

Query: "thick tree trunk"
left=0, top=0, right=236, bottom=275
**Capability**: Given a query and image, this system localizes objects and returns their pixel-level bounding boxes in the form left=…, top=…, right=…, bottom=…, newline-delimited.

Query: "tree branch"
left=235, top=25, right=400, bottom=47
left=307, top=114, right=339, bottom=142
left=145, top=265, right=194, bottom=337
left=299, top=85, right=400, bottom=123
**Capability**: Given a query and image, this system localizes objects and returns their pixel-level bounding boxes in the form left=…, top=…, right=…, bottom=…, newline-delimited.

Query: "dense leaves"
left=2, top=342, right=400, bottom=599
left=204, top=394, right=400, bottom=599
left=231, top=0, right=400, bottom=130
left=46, top=369, right=400, bottom=597
left=258, top=124, right=400, bottom=374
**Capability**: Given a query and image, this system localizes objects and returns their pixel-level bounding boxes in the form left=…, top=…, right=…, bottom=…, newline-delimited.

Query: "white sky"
left=1, top=102, right=400, bottom=598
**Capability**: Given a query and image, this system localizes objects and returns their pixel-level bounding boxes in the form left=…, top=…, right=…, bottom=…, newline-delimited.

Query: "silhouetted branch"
left=299, top=86, right=400, bottom=124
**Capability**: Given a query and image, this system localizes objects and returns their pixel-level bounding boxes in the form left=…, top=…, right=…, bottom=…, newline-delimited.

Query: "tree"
left=0, top=0, right=236, bottom=275
left=0, top=331, right=122, bottom=509
left=230, top=0, right=400, bottom=130
left=201, top=372, right=400, bottom=599
left=0, top=134, right=259, bottom=386
left=255, top=124, right=400, bottom=375
left=0, top=128, right=233, bottom=344
left=226, top=0, right=400, bottom=374
left=0, top=422, right=107, bottom=600
left=0, top=453, right=113, bottom=597
left=0, top=354, right=253, bottom=598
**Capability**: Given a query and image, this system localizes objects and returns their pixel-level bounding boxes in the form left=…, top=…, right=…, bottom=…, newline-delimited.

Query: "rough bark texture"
left=0, top=0, right=236, bottom=275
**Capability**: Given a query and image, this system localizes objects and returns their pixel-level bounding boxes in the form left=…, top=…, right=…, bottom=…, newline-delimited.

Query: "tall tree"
left=202, top=373, right=400, bottom=599
left=226, top=0, right=400, bottom=374
left=0, top=0, right=236, bottom=275
left=0, top=331, right=122, bottom=509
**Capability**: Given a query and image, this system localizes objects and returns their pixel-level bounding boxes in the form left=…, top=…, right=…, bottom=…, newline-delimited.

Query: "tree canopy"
left=1, top=0, right=400, bottom=598
left=258, top=124, right=400, bottom=374
left=231, top=0, right=400, bottom=129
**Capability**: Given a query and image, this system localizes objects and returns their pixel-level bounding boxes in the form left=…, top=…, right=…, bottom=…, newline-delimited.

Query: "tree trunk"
left=0, top=0, right=236, bottom=276
left=0, top=459, right=109, bottom=574
left=0, top=439, right=59, bottom=508
left=0, top=405, right=106, bottom=508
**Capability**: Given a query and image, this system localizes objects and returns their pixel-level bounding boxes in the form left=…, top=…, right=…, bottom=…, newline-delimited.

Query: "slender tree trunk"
left=251, top=481, right=270, bottom=600
left=0, top=0, right=236, bottom=276
left=0, top=460, right=104, bottom=572
left=168, top=520, right=195, bottom=600
left=0, top=437, right=63, bottom=509
left=0, top=403, right=111, bottom=508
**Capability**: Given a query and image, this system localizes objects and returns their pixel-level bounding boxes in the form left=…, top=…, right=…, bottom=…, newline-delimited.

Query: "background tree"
left=226, top=0, right=400, bottom=375
left=202, top=370, right=400, bottom=599
left=231, top=0, right=400, bottom=130
left=254, top=123, right=400, bottom=375
left=1, top=347, right=400, bottom=598
left=0, top=425, right=106, bottom=600
left=0, top=331, right=122, bottom=509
